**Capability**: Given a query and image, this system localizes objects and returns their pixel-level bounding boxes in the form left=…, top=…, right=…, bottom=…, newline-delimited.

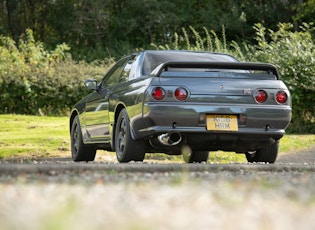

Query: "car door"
left=84, top=56, right=130, bottom=141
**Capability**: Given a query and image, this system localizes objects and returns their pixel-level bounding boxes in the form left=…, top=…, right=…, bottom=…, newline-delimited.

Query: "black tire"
left=115, top=109, right=146, bottom=163
left=70, top=115, right=96, bottom=162
left=183, top=150, right=209, bottom=163
left=245, top=141, right=279, bottom=163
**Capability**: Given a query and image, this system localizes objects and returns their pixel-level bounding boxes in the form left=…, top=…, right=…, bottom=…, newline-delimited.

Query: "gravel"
left=0, top=147, right=315, bottom=230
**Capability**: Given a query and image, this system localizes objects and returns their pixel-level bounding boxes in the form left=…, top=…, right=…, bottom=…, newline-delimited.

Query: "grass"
left=0, top=114, right=70, bottom=159
left=1, top=114, right=314, bottom=162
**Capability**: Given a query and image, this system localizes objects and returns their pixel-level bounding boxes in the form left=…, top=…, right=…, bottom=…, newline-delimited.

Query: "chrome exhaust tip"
left=158, top=132, right=182, bottom=146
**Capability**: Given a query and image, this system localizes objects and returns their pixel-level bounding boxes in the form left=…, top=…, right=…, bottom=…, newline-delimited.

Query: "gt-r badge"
left=243, top=88, right=251, bottom=95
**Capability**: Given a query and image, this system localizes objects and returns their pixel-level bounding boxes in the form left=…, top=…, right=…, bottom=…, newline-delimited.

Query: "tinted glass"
left=142, top=51, right=238, bottom=75
left=101, top=57, right=129, bottom=88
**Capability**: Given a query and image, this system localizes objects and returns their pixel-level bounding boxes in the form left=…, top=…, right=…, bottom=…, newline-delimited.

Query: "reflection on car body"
left=70, top=50, right=291, bottom=163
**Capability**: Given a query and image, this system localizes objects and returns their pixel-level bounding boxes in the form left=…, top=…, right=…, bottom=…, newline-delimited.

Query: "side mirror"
left=84, top=79, right=98, bottom=90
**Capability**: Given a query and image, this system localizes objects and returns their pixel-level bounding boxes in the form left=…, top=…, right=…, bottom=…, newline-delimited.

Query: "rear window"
left=142, top=51, right=238, bottom=75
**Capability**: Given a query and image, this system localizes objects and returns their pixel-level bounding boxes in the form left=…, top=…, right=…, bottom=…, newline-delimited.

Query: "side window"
left=120, top=54, right=139, bottom=82
left=120, top=60, right=133, bottom=82
left=101, top=57, right=128, bottom=88
left=128, top=54, right=140, bottom=80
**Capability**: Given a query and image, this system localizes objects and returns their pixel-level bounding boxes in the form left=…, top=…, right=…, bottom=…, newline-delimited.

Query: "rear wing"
left=150, top=61, right=280, bottom=80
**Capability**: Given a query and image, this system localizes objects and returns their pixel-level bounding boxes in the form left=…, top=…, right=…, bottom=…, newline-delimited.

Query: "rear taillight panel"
left=174, top=87, right=189, bottom=101
left=275, top=90, right=288, bottom=104
left=254, top=90, right=268, bottom=103
left=253, top=89, right=289, bottom=105
left=151, top=86, right=190, bottom=101
left=151, top=87, right=166, bottom=100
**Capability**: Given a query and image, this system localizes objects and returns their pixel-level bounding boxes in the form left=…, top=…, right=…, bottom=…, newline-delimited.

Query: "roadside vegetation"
left=1, top=23, right=314, bottom=133
left=0, top=30, right=113, bottom=116
left=1, top=114, right=314, bottom=162
left=1, top=1, right=315, bottom=159
left=153, top=23, right=315, bottom=133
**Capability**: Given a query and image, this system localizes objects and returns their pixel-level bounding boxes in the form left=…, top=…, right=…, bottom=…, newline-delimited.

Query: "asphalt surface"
left=0, top=146, right=314, bottom=178
left=0, top=147, right=315, bottom=230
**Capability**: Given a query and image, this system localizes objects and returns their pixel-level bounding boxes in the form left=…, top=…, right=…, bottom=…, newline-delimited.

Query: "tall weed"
left=151, top=25, right=246, bottom=61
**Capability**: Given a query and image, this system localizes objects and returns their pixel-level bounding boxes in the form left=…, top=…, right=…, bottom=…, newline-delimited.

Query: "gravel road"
left=0, top=147, right=315, bottom=230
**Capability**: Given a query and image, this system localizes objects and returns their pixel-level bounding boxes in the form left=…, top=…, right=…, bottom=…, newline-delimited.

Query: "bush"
left=2, top=25, right=315, bottom=133
left=0, top=30, right=112, bottom=116
left=152, top=24, right=315, bottom=133
left=247, top=23, right=315, bottom=133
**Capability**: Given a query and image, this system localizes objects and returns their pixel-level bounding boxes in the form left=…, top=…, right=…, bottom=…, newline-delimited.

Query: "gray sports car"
left=70, top=50, right=291, bottom=163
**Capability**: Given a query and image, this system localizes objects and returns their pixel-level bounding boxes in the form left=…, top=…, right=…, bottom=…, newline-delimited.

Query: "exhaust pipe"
left=158, top=132, right=182, bottom=146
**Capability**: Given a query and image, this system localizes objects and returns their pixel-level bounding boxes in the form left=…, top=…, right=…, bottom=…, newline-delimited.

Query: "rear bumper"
left=131, top=102, right=291, bottom=151
left=140, top=125, right=284, bottom=152
left=183, top=131, right=283, bottom=152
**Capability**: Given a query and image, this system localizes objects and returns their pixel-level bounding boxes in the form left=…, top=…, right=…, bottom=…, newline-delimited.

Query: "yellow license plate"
left=206, top=115, right=238, bottom=131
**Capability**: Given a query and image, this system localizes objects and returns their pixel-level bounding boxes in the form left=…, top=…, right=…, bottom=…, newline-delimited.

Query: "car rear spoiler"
left=151, top=61, right=280, bottom=79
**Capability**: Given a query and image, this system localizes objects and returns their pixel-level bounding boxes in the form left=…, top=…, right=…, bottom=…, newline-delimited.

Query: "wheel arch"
left=111, top=103, right=126, bottom=151
left=69, top=110, right=79, bottom=135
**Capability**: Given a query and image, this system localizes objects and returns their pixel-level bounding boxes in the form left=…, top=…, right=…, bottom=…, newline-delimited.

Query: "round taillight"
left=254, top=90, right=268, bottom=103
left=174, top=87, right=188, bottom=101
left=152, top=87, right=165, bottom=100
left=276, top=90, right=288, bottom=104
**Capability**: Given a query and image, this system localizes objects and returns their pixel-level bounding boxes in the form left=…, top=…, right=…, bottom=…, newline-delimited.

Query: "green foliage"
left=1, top=23, right=315, bottom=134
left=247, top=23, right=315, bottom=133
left=151, top=26, right=245, bottom=60
left=0, top=30, right=112, bottom=115
left=153, top=23, right=315, bottom=133
left=0, top=0, right=306, bottom=61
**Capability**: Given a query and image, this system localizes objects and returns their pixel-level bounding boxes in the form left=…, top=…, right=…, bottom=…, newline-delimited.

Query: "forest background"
left=0, top=0, right=315, bottom=133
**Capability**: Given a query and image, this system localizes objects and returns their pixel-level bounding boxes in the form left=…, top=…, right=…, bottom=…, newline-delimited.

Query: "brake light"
left=254, top=90, right=268, bottom=103
left=276, top=90, right=288, bottom=104
left=174, top=87, right=188, bottom=101
left=151, top=87, right=165, bottom=100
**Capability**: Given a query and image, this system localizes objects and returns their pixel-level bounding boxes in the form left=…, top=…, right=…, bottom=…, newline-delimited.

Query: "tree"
left=0, top=0, right=313, bottom=60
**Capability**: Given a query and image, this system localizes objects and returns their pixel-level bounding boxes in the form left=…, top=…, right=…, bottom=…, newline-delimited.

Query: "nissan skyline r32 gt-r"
left=70, top=50, right=291, bottom=163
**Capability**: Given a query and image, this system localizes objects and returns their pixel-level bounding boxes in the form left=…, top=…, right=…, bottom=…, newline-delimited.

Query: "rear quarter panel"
left=108, top=77, right=153, bottom=135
